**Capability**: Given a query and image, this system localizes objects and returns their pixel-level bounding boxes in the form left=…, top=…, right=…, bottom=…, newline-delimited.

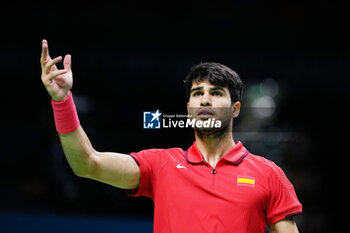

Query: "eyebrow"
left=210, top=87, right=226, bottom=92
left=190, top=86, right=226, bottom=94
left=190, top=86, right=203, bottom=94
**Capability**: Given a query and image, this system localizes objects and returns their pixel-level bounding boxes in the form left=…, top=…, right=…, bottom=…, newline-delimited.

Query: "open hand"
left=40, top=39, right=73, bottom=101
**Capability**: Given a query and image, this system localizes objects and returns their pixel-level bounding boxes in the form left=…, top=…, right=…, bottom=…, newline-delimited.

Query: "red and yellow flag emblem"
left=237, top=176, right=255, bottom=187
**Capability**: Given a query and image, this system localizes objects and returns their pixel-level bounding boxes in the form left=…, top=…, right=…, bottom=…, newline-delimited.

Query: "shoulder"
left=132, top=147, right=184, bottom=156
left=244, top=152, right=279, bottom=173
left=130, top=147, right=185, bottom=163
left=130, top=147, right=186, bottom=172
left=244, top=153, right=294, bottom=189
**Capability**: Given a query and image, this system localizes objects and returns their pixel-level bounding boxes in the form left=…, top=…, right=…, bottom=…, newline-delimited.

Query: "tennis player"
left=40, top=39, right=302, bottom=233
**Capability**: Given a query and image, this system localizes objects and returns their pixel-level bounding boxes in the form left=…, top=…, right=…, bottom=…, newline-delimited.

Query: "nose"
left=200, top=92, right=212, bottom=106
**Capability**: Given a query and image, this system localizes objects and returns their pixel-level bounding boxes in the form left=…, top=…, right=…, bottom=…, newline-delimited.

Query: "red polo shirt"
left=126, top=141, right=302, bottom=233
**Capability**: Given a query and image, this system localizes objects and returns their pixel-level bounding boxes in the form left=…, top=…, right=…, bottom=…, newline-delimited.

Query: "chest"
left=154, top=160, right=268, bottom=213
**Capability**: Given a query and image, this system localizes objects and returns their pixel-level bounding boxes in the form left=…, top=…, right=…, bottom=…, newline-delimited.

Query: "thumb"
left=63, top=54, right=72, bottom=71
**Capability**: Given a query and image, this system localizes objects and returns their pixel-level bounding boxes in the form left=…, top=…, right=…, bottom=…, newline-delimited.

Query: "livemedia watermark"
left=142, top=107, right=236, bottom=130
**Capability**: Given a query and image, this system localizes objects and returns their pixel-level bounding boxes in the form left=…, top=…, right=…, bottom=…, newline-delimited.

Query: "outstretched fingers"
left=41, top=39, right=50, bottom=64
left=44, top=56, right=62, bottom=74
left=63, top=54, right=72, bottom=71
left=47, top=69, right=68, bottom=81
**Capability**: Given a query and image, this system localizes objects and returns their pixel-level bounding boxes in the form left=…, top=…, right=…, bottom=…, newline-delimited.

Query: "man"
left=40, top=39, right=302, bottom=233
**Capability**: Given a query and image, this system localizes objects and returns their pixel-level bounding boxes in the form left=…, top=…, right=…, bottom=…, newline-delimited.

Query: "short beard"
left=194, top=118, right=232, bottom=140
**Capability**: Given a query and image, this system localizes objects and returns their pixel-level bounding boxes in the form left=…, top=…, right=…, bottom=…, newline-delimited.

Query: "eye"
left=212, top=91, right=223, bottom=96
left=192, top=91, right=203, bottom=96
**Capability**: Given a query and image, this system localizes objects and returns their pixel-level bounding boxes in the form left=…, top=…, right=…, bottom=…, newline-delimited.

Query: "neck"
left=195, top=131, right=235, bottom=168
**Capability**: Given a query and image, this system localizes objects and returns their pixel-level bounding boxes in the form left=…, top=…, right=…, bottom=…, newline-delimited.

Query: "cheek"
left=213, top=98, right=232, bottom=107
left=187, top=98, right=199, bottom=107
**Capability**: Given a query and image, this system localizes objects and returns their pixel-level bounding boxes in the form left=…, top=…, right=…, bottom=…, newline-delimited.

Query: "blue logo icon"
left=143, top=110, right=161, bottom=129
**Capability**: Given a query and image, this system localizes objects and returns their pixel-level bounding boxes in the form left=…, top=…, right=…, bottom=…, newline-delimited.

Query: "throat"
left=195, top=132, right=235, bottom=167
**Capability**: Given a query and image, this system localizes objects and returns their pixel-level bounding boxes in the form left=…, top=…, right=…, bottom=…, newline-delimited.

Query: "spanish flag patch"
left=237, top=176, right=255, bottom=187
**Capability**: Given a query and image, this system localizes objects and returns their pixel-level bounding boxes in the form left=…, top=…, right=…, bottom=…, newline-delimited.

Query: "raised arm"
left=40, top=39, right=140, bottom=189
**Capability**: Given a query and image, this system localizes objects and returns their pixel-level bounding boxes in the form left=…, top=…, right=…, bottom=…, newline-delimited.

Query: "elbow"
left=71, top=150, right=100, bottom=178
left=72, top=167, right=88, bottom=178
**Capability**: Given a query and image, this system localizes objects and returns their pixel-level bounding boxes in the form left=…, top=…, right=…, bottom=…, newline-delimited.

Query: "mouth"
left=196, top=108, right=215, bottom=118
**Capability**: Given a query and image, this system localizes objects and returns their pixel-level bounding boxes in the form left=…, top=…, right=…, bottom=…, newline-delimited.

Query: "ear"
left=187, top=102, right=190, bottom=114
left=231, top=101, right=241, bottom=118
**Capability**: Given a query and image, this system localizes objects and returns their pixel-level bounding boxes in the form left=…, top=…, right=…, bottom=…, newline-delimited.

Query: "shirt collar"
left=185, top=141, right=248, bottom=165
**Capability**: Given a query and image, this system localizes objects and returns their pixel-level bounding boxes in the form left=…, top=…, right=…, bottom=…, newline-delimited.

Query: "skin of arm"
left=59, top=126, right=140, bottom=189
left=268, top=219, right=299, bottom=233
left=41, top=39, right=140, bottom=190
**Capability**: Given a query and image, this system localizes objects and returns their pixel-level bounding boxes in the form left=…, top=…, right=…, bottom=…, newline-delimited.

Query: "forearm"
left=59, top=125, right=98, bottom=177
left=50, top=93, right=139, bottom=186
left=50, top=91, right=95, bottom=176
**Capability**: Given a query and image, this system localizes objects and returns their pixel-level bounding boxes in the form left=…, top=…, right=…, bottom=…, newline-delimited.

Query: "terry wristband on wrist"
left=51, top=92, right=80, bottom=134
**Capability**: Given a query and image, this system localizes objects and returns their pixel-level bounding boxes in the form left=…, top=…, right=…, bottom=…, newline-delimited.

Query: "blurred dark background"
left=0, top=0, right=347, bottom=232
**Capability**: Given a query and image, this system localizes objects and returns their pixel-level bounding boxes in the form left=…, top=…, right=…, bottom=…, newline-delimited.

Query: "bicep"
left=268, top=219, right=299, bottom=233
left=87, top=151, right=140, bottom=189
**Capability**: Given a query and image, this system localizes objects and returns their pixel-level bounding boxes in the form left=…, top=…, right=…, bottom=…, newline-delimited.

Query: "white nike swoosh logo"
left=176, top=163, right=188, bottom=169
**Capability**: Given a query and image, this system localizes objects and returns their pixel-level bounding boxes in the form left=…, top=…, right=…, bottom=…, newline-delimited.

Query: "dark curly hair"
left=184, top=62, right=243, bottom=104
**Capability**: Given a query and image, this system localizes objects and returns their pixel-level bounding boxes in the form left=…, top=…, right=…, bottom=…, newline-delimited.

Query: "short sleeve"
left=124, top=149, right=165, bottom=199
left=266, top=164, right=302, bottom=225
